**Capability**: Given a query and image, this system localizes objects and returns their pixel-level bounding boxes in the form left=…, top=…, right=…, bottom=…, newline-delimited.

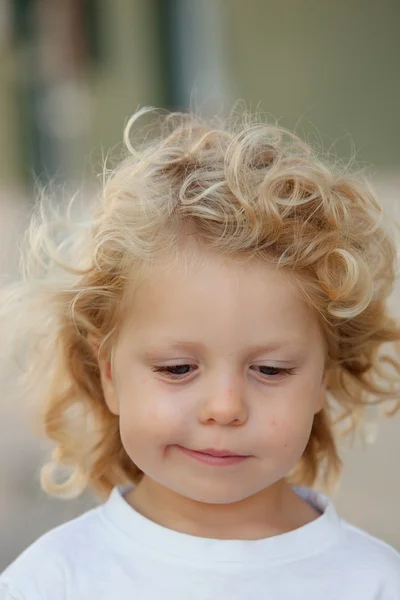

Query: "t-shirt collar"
left=101, top=484, right=343, bottom=565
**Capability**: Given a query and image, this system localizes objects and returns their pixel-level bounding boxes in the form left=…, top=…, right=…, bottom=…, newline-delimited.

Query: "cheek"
left=118, top=376, right=188, bottom=441
left=266, top=413, right=312, bottom=443
left=261, top=386, right=317, bottom=447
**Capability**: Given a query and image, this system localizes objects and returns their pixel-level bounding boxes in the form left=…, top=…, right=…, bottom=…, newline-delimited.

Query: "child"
left=0, top=106, right=399, bottom=600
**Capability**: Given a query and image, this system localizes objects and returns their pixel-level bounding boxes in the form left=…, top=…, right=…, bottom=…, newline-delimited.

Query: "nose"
left=198, top=375, right=248, bottom=426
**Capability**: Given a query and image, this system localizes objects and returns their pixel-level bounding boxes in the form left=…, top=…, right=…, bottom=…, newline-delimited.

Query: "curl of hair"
left=1, top=106, right=399, bottom=499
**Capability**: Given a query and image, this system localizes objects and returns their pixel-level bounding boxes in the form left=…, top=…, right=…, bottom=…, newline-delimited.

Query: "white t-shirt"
left=0, top=485, right=399, bottom=600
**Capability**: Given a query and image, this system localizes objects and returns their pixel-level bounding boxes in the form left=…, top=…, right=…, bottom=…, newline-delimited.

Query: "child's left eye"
left=254, top=366, right=295, bottom=378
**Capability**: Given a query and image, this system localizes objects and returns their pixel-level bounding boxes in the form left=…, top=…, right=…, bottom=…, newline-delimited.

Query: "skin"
left=97, top=244, right=327, bottom=540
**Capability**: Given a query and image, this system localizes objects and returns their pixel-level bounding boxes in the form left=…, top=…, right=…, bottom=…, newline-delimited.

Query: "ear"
left=314, top=372, right=327, bottom=415
left=88, top=335, right=120, bottom=416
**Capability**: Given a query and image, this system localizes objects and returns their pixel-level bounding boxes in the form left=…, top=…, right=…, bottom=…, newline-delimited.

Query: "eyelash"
left=151, top=365, right=295, bottom=381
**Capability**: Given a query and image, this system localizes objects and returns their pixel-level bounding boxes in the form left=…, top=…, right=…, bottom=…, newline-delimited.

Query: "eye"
left=252, top=366, right=295, bottom=379
left=152, top=364, right=197, bottom=380
left=152, top=364, right=295, bottom=382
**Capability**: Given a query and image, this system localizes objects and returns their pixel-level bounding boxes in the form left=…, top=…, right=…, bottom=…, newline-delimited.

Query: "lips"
left=194, top=448, right=247, bottom=457
left=174, top=445, right=250, bottom=466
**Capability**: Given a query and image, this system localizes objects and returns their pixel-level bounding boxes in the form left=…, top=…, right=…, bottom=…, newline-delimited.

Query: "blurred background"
left=1, top=0, right=399, bottom=570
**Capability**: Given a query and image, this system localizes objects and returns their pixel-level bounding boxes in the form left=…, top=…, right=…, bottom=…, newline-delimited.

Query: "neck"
left=125, top=477, right=320, bottom=540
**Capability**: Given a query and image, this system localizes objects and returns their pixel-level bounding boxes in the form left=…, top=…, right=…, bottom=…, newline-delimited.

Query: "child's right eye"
left=152, top=365, right=196, bottom=380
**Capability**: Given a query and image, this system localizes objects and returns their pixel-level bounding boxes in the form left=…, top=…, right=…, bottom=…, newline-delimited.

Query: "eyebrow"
left=141, top=339, right=307, bottom=357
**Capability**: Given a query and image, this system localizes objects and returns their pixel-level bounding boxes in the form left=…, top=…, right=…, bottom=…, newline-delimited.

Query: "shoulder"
left=298, top=486, right=400, bottom=594
left=341, top=519, right=400, bottom=566
left=338, top=519, right=400, bottom=588
left=301, top=487, right=400, bottom=573
left=0, top=505, right=109, bottom=600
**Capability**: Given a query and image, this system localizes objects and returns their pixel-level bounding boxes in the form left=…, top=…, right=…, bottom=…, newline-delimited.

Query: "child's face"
left=100, top=247, right=327, bottom=504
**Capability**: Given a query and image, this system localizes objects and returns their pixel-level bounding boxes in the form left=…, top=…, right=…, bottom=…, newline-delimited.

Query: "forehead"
left=123, top=247, right=322, bottom=346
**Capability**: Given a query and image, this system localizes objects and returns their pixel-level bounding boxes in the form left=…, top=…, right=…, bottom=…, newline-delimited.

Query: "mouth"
left=174, top=445, right=251, bottom=466
left=194, top=448, right=248, bottom=457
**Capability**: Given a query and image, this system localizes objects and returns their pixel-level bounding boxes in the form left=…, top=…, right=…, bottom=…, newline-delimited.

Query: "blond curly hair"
left=1, top=106, right=400, bottom=500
